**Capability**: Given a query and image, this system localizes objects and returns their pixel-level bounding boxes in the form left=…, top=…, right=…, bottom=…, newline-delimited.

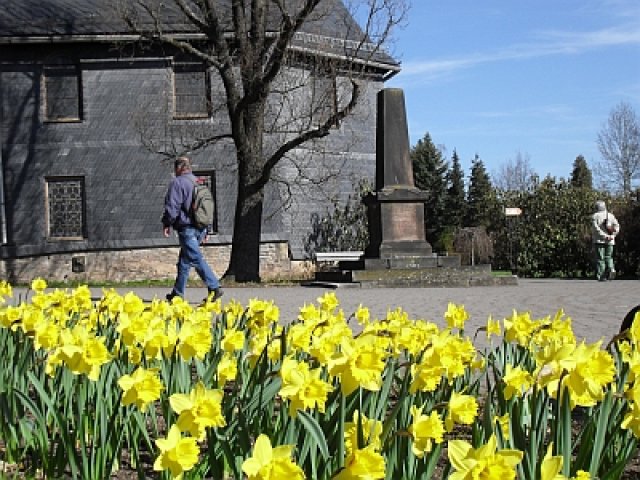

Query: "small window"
left=43, top=64, right=82, bottom=122
left=193, top=171, right=217, bottom=234
left=173, top=63, right=210, bottom=119
left=46, top=177, right=86, bottom=239
left=311, top=75, right=338, bottom=128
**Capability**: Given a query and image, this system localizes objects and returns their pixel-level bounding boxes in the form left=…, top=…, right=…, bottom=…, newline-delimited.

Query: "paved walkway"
left=79, top=278, right=639, bottom=346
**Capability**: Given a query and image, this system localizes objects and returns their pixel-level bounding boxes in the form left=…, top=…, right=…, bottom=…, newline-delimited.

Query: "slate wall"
left=0, top=42, right=381, bottom=281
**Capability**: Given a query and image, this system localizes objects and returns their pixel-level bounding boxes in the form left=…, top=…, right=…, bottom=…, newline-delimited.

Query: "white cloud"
left=397, top=24, right=640, bottom=80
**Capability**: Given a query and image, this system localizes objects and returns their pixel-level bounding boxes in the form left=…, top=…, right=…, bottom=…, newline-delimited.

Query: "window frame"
left=42, top=63, right=83, bottom=123
left=172, top=62, right=211, bottom=120
left=45, top=176, right=87, bottom=241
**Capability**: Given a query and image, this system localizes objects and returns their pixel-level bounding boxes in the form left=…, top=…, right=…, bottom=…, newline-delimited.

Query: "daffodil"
left=540, top=443, right=567, bottom=480
left=621, top=401, right=640, bottom=438
left=176, top=318, right=212, bottom=361
left=153, top=425, right=199, bottom=479
left=31, top=277, right=47, bottom=293
left=445, top=391, right=478, bottom=431
left=503, top=365, right=533, bottom=400
left=241, top=434, right=305, bottom=480
left=494, top=413, right=510, bottom=440
left=572, top=471, right=591, bottom=480
left=0, top=280, right=13, bottom=303
left=409, top=405, right=445, bottom=458
left=448, top=434, right=523, bottom=480
left=333, top=444, right=385, bottom=480
left=317, top=291, right=339, bottom=313
left=329, top=337, right=387, bottom=396
left=221, top=327, right=245, bottom=352
left=217, top=352, right=238, bottom=385
left=118, top=367, right=164, bottom=412
left=279, top=356, right=333, bottom=416
left=169, top=382, right=226, bottom=440
left=444, top=302, right=469, bottom=330
left=503, top=310, right=537, bottom=347
left=247, top=299, right=280, bottom=329
left=486, top=315, right=501, bottom=339
left=355, top=304, right=370, bottom=325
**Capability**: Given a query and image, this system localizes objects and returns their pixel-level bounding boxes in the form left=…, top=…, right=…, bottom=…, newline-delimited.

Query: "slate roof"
left=0, top=0, right=398, bottom=70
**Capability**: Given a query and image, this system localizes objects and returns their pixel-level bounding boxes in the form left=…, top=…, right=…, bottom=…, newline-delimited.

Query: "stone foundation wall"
left=0, top=242, right=315, bottom=284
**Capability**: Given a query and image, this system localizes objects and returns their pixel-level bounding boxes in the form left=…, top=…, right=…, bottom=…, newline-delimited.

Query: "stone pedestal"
left=365, top=88, right=432, bottom=259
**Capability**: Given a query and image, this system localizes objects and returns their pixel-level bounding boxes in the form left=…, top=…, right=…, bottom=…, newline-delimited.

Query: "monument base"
left=312, top=255, right=518, bottom=288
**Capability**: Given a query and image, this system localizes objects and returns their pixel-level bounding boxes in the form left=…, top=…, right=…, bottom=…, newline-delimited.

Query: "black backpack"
left=190, top=177, right=215, bottom=229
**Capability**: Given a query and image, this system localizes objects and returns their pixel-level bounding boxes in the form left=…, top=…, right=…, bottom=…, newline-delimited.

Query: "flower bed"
left=0, top=279, right=638, bottom=479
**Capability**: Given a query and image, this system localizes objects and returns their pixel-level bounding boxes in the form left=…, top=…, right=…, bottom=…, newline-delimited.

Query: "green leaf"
left=297, top=410, right=330, bottom=461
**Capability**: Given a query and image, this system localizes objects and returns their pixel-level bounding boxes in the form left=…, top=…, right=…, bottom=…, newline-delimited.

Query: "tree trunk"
left=226, top=180, right=264, bottom=282
left=225, top=99, right=267, bottom=282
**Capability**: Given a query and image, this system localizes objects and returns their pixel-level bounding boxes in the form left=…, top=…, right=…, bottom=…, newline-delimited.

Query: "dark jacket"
left=161, top=173, right=196, bottom=229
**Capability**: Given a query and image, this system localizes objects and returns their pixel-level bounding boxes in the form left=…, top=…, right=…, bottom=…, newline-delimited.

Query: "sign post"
left=505, top=207, right=522, bottom=274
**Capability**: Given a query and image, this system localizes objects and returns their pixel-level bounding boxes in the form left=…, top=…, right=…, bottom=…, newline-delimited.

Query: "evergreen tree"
left=465, top=155, right=495, bottom=228
left=411, top=132, right=448, bottom=248
left=445, top=149, right=466, bottom=228
left=570, top=155, right=593, bottom=189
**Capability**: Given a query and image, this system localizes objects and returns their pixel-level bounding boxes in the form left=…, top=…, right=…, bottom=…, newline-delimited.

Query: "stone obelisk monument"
left=312, top=87, right=515, bottom=287
left=364, top=88, right=432, bottom=260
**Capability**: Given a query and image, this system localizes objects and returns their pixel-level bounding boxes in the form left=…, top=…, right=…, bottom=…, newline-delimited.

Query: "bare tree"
left=114, top=0, right=406, bottom=282
left=596, top=101, right=640, bottom=195
left=493, top=151, right=537, bottom=192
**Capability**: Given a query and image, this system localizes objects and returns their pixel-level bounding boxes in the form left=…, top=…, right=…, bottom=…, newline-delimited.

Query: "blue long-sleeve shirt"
left=162, top=173, right=196, bottom=229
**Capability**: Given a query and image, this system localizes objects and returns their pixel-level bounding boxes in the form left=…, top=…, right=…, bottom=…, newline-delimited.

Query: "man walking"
left=591, top=200, right=620, bottom=281
left=162, top=156, right=223, bottom=302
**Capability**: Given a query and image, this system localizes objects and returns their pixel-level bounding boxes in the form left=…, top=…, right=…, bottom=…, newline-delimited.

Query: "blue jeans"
left=172, top=226, right=219, bottom=296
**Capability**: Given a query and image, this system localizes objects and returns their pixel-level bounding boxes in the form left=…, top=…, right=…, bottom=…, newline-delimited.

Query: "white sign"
left=505, top=207, right=522, bottom=216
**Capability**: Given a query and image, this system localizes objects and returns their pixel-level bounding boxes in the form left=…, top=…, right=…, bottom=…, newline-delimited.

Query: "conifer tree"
left=411, top=132, right=448, bottom=247
left=465, top=154, right=495, bottom=228
left=445, top=149, right=466, bottom=229
left=570, top=155, right=593, bottom=189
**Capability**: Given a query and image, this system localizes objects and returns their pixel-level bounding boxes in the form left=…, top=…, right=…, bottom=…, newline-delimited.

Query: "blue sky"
left=385, top=0, right=640, bottom=182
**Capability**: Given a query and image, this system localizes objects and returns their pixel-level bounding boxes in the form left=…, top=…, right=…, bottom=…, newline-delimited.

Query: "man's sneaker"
left=205, top=287, right=224, bottom=303
left=609, top=270, right=616, bottom=280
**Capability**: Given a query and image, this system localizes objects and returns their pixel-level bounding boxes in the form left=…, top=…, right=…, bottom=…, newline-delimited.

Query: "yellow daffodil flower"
left=217, top=352, right=238, bottom=386
left=444, top=302, right=469, bottom=330
left=31, top=277, right=47, bottom=293
left=118, top=367, right=164, bottom=412
left=621, top=401, right=640, bottom=438
left=409, top=405, right=445, bottom=458
left=153, top=424, right=199, bottom=479
left=329, top=338, right=386, bottom=396
left=241, top=434, right=305, bottom=480
left=279, top=356, right=333, bottom=417
left=503, top=365, right=533, bottom=400
left=333, top=444, right=385, bottom=480
left=222, top=327, right=245, bottom=352
left=540, top=443, right=567, bottom=480
left=486, top=315, right=502, bottom=339
left=445, top=391, right=478, bottom=431
left=448, top=434, right=523, bottom=480
left=169, top=382, right=226, bottom=440
left=0, top=280, right=13, bottom=303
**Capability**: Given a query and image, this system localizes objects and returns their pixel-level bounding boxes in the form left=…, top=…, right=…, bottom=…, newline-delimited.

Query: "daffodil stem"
left=338, top=393, right=346, bottom=469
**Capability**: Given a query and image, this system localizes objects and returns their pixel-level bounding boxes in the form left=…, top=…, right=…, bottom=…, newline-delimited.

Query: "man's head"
left=174, top=156, right=192, bottom=175
left=595, top=200, right=607, bottom=212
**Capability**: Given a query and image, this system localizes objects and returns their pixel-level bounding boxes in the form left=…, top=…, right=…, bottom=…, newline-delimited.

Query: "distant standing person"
left=591, top=200, right=620, bottom=281
left=162, top=156, right=223, bottom=302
